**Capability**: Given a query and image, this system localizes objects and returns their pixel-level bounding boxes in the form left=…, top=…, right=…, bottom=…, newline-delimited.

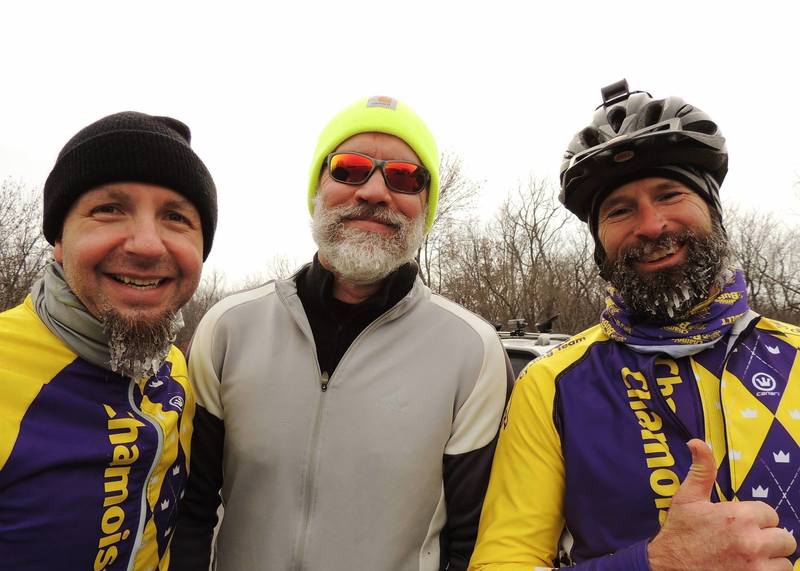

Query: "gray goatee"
left=102, top=308, right=183, bottom=380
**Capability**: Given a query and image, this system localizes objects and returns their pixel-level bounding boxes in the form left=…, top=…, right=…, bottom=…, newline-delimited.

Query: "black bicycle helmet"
left=559, top=79, right=728, bottom=222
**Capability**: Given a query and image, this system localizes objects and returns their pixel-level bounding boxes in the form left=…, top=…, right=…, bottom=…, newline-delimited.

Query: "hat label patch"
left=367, top=96, right=398, bottom=110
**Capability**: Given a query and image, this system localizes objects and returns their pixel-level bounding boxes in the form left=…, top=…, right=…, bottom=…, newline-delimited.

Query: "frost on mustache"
left=604, top=226, right=730, bottom=322
left=104, top=310, right=183, bottom=380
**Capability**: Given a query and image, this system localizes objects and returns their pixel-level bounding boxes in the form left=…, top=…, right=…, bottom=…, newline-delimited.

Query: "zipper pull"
left=320, top=371, right=330, bottom=392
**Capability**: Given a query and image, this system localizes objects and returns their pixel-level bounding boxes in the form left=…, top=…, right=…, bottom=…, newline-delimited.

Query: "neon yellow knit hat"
left=307, top=95, right=439, bottom=233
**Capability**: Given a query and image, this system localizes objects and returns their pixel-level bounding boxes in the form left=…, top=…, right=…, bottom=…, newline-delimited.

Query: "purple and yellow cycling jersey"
left=471, top=316, right=800, bottom=570
left=0, top=296, right=195, bottom=570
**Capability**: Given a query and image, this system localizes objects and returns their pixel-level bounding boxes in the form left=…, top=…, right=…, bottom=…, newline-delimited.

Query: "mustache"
left=620, top=231, right=691, bottom=264
left=330, top=204, right=410, bottom=228
left=98, top=253, right=177, bottom=274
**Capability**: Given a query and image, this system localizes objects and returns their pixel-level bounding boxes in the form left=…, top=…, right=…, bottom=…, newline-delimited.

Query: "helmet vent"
left=684, top=120, right=717, bottom=135
left=607, top=106, right=627, bottom=133
left=640, top=100, right=665, bottom=128
left=578, top=127, right=601, bottom=148
left=676, top=104, right=695, bottom=118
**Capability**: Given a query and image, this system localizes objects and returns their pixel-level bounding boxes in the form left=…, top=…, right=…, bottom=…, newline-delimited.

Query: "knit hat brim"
left=44, top=112, right=217, bottom=260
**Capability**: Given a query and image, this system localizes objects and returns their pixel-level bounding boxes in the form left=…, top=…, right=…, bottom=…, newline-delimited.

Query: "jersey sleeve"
left=442, top=337, right=514, bottom=570
left=469, top=360, right=566, bottom=570
left=469, top=351, right=653, bottom=571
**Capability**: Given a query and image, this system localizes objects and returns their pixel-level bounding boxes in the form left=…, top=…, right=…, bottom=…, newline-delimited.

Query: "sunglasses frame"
left=326, top=151, right=430, bottom=194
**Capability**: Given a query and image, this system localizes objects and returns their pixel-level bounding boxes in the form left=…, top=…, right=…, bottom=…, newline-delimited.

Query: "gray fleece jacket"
left=172, top=274, right=512, bottom=570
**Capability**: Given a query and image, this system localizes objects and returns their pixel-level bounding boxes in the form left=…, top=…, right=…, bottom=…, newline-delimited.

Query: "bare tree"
left=0, top=179, right=50, bottom=311
left=175, top=270, right=226, bottom=352
left=417, top=152, right=479, bottom=291
left=435, top=178, right=605, bottom=333
left=726, top=206, right=800, bottom=323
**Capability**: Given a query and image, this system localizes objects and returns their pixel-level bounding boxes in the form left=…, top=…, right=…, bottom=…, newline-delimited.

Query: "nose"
left=353, top=168, right=392, bottom=206
left=633, top=202, right=667, bottom=240
left=123, top=216, right=168, bottom=258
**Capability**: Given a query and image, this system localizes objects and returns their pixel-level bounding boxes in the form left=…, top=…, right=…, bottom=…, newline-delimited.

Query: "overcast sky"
left=2, top=1, right=798, bottom=284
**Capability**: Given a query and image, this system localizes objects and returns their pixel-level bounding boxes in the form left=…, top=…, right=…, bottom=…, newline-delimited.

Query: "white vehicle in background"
left=497, top=317, right=571, bottom=378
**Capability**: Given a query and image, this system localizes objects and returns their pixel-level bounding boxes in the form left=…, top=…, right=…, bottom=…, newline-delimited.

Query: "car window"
left=505, top=349, right=536, bottom=379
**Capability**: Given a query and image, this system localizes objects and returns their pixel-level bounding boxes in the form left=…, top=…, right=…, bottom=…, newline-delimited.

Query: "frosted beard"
left=311, top=197, right=426, bottom=284
left=601, top=222, right=730, bottom=322
left=102, top=307, right=183, bottom=380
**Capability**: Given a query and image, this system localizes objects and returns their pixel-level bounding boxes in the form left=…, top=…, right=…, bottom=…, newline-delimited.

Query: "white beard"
left=311, top=196, right=426, bottom=284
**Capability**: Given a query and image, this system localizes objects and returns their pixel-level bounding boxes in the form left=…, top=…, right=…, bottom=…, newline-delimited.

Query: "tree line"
left=2, top=164, right=799, bottom=352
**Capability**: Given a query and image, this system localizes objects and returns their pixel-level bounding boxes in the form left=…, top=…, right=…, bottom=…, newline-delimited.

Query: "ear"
left=54, top=240, right=63, bottom=264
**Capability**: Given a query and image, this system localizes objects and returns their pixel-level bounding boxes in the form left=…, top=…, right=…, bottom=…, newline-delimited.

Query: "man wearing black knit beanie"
left=0, top=111, right=217, bottom=570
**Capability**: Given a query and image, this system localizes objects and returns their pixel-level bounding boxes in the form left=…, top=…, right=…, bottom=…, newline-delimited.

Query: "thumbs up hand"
left=647, top=439, right=796, bottom=571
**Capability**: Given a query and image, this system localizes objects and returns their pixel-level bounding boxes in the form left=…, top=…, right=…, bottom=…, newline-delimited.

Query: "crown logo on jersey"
left=774, top=451, right=791, bottom=463
left=160, top=499, right=170, bottom=511
left=740, top=408, right=758, bottom=418
left=790, top=410, right=800, bottom=420
left=172, top=465, right=181, bottom=476
left=751, top=372, right=777, bottom=393
left=766, top=345, right=780, bottom=355
left=785, top=528, right=795, bottom=536
left=729, top=449, right=742, bottom=461
left=752, top=485, right=769, bottom=498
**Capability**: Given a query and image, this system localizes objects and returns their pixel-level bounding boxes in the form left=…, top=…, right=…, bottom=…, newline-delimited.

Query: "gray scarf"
left=31, top=261, right=183, bottom=376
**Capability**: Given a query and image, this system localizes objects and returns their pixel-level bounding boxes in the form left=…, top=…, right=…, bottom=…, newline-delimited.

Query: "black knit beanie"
left=43, top=111, right=217, bottom=260
left=589, top=165, right=725, bottom=271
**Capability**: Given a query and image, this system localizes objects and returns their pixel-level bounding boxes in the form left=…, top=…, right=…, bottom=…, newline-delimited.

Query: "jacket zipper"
left=290, top=299, right=410, bottom=570
left=125, top=378, right=164, bottom=571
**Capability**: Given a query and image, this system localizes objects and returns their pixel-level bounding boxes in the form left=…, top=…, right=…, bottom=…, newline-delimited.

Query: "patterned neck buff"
left=601, top=269, right=751, bottom=357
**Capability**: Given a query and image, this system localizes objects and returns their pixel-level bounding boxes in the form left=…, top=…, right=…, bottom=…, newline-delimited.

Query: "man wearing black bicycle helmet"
left=472, top=81, right=799, bottom=570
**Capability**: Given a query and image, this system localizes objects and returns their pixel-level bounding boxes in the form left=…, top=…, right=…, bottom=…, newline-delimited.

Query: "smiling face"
left=312, top=132, right=427, bottom=284
left=54, top=182, right=204, bottom=323
left=597, top=177, right=713, bottom=268
left=596, top=177, right=729, bottom=321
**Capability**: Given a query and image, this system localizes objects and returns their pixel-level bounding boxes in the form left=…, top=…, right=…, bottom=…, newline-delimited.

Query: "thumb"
left=671, top=439, right=717, bottom=506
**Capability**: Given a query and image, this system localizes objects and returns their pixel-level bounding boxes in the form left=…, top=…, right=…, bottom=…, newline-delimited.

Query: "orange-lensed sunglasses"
left=326, top=151, right=430, bottom=194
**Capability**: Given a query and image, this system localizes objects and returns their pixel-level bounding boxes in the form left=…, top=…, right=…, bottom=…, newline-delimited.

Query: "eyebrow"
left=92, top=187, right=194, bottom=210
left=161, top=197, right=195, bottom=211
left=600, top=180, right=683, bottom=213
left=99, top=187, right=133, bottom=205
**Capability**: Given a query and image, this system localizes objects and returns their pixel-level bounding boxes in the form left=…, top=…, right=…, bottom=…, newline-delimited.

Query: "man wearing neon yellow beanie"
left=172, top=96, right=512, bottom=571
